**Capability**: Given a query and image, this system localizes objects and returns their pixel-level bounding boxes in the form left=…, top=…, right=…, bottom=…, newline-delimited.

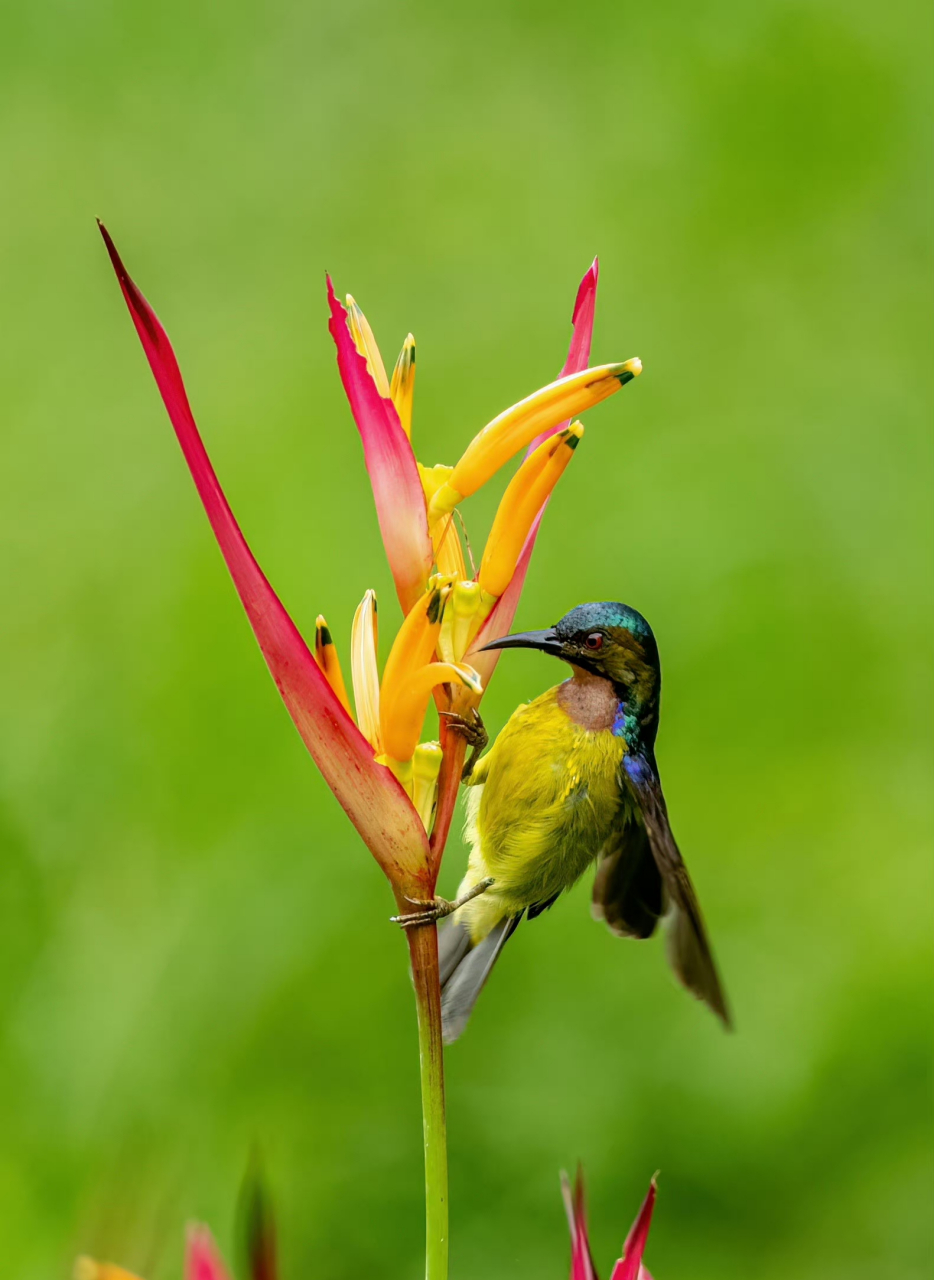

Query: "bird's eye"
left=583, top=632, right=604, bottom=651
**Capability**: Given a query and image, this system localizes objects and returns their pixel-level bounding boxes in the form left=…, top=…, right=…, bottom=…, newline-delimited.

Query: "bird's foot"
left=440, top=708, right=488, bottom=781
left=391, top=877, right=495, bottom=928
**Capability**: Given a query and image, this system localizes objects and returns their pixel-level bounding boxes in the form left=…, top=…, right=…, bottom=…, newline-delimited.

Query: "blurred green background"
left=1, top=0, right=931, bottom=1276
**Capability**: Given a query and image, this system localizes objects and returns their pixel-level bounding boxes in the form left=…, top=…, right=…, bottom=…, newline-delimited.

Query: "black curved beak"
left=477, top=627, right=563, bottom=657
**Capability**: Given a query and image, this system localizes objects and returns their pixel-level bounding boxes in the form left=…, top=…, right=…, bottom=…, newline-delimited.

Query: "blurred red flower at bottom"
left=75, top=1168, right=655, bottom=1280
left=563, top=1169, right=657, bottom=1280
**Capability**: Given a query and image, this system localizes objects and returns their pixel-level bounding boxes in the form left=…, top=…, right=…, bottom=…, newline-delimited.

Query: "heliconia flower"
left=100, top=226, right=638, bottom=903
left=562, top=1169, right=657, bottom=1280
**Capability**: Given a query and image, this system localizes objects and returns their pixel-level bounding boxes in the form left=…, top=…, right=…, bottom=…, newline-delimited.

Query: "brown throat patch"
left=556, top=668, right=620, bottom=732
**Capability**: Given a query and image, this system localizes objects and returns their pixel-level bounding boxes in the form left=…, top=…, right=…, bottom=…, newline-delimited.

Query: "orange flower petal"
left=382, top=662, right=482, bottom=764
left=478, top=424, right=583, bottom=601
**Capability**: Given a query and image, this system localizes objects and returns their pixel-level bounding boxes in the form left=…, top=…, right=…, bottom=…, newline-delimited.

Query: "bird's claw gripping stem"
left=391, top=877, right=495, bottom=929
left=440, top=708, right=488, bottom=781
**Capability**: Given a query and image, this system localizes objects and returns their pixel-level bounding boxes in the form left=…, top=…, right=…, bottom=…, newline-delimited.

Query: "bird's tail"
left=438, top=913, right=521, bottom=1044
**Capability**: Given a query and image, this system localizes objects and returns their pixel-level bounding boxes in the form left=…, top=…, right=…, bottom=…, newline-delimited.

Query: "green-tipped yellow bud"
left=428, top=361, right=639, bottom=521
left=390, top=333, right=416, bottom=439
left=346, top=294, right=391, bottom=398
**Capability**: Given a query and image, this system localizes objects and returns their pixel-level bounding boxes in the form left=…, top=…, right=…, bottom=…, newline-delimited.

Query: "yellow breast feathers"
left=461, top=682, right=628, bottom=931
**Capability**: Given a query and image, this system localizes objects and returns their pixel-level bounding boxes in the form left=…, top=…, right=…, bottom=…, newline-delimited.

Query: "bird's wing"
left=621, top=754, right=732, bottom=1029
left=592, top=811, right=664, bottom=939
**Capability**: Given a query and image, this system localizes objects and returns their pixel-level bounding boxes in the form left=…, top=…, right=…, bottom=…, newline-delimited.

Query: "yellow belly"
left=457, top=685, right=628, bottom=941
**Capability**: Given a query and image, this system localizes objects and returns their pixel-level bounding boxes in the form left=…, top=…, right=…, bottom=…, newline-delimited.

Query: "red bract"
left=563, top=1170, right=657, bottom=1280
left=528, top=256, right=599, bottom=455
left=326, top=279, right=433, bottom=615
left=98, top=224, right=431, bottom=897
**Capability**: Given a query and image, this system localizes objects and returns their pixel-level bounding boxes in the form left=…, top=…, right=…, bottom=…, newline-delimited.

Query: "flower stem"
left=407, top=923, right=448, bottom=1280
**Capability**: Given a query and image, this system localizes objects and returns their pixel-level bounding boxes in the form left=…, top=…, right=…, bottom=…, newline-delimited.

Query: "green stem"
left=407, top=922, right=448, bottom=1280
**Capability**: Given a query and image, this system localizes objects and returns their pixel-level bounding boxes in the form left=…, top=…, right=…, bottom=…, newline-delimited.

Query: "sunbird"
left=403, top=601, right=731, bottom=1042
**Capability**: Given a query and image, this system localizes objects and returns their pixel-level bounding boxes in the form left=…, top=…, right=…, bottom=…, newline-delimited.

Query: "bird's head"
left=479, top=601, right=660, bottom=704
